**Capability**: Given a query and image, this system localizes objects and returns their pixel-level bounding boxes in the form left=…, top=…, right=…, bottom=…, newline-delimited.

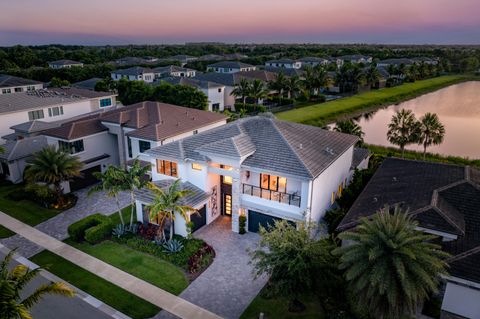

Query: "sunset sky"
left=1, top=0, right=479, bottom=45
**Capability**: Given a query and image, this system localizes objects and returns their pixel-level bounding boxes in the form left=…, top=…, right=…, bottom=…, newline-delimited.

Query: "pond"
left=355, top=81, right=480, bottom=159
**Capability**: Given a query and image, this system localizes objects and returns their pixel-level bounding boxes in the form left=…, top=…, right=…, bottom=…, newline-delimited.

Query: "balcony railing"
left=242, top=184, right=301, bottom=207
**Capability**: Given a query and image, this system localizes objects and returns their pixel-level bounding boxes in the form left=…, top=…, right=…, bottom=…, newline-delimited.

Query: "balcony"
left=242, top=184, right=301, bottom=207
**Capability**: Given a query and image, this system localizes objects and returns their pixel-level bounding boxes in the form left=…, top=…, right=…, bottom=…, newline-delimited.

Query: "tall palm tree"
left=365, top=65, right=380, bottom=88
left=348, top=65, right=365, bottom=93
left=313, top=64, right=329, bottom=94
left=334, top=120, right=364, bottom=142
left=0, top=249, right=75, bottom=319
left=418, top=113, right=445, bottom=160
left=147, top=180, right=196, bottom=241
left=285, top=75, right=302, bottom=99
left=303, top=66, right=316, bottom=96
left=231, top=78, right=251, bottom=109
left=333, top=206, right=449, bottom=319
left=268, top=72, right=287, bottom=104
left=387, top=109, right=421, bottom=158
left=89, top=166, right=127, bottom=225
left=24, top=146, right=83, bottom=204
left=248, top=79, right=268, bottom=106
left=124, top=159, right=151, bottom=227
left=335, top=64, right=350, bottom=93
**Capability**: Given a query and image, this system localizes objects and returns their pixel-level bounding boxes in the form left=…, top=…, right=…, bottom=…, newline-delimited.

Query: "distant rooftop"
left=207, top=61, right=254, bottom=69
left=112, top=66, right=153, bottom=76
left=49, top=59, right=83, bottom=66
left=0, top=74, right=43, bottom=88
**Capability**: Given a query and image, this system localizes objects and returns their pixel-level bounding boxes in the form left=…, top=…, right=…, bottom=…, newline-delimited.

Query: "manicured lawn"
left=277, top=75, right=475, bottom=125
left=66, top=240, right=188, bottom=295
left=240, top=291, right=325, bottom=319
left=0, top=183, right=62, bottom=238
left=30, top=250, right=161, bottom=319
left=368, top=144, right=480, bottom=167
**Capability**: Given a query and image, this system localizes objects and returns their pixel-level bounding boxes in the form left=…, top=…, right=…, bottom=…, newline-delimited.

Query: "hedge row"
left=67, top=214, right=113, bottom=244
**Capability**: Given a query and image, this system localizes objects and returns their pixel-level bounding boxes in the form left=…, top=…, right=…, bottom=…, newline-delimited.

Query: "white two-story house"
left=265, top=59, right=302, bottom=69
left=299, top=57, right=330, bottom=68
left=111, top=67, right=155, bottom=83
left=153, top=66, right=197, bottom=79
left=207, top=61, right=256, bottom=74
left=135, top=116, right=366, bottom=237
left=48, top=60, right=84, bottom=69
left=0, top=75, right=44, bottom=95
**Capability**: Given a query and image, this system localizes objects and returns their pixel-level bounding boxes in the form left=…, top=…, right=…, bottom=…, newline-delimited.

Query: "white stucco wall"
left=0, top=83, right=43, bottom=95
left=442, top=280, right=480, bottom=319
left=203, top=86, right=225, bottom=111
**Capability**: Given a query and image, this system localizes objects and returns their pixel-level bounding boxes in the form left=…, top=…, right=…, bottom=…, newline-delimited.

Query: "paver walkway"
left=157, top=216, right=268, bottom=319
left=0, top=212, right=222, bottom=319
left=1, top=187, right=130, bottom=257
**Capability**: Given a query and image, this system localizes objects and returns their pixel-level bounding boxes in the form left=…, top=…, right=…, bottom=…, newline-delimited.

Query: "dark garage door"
left=69, top=165, right=101, bottom=192
left=191, top=205, right=207, bottom=233
left=248, top=210, right=295, bottom=233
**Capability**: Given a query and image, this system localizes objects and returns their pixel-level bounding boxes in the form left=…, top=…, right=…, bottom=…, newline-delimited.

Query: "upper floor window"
left=218, top=88, right=222, bottom=93
left=28, top=110, right=44, bottom=120
left=27, top=86, right=36, bottom=91
left=192, top=163, right=202, bottom=171
left=127, top=137, right=133, bottom=158
left=100, top=98, right=112, bottom=108
left=14, top=87, right=23, bottom=92
left=139, top=140, right=151, bottom=153
left=2, top=88, right=11, bottom=94
left=157, top=159, right=178, bottom=177
left=59, top=140, right=84, bottom=154
left=48, top=106, right=64, bottom=117
left=260, top=174, right=287, bottom=193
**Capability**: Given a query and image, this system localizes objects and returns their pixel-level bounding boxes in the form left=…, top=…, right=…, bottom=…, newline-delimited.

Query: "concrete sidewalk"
left=0, top=211, right=222, bottom=319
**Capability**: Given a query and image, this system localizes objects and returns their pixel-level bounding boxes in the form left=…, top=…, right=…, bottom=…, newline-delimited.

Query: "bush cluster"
left=67, top=214, right=112, bottom=243
left=234, top=103, right=266, bottom=114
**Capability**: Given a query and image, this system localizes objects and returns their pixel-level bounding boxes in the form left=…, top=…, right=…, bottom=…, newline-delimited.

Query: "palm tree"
left=303, top=65, right=329, bottom=98
left=248, top=79, right=268, bottom=107
left=285, top=76, right=302, bottom=99
left=268, top=72, right=287, bottom=104
left=418, top=113, right=445, bottom=160
left=365, top=65, right=380, bottom=88
left=334, top=120, right=364, bottom=142
left=147, top=180, right=196, bottom=241
left=24, top=146, right=83, bottom=205
left=124, top=159, right=151, bottom=227
left=333, top=206, right=449, bottom=319
left=348, top=65, right=365, bottom=93
left=387, top=109, right=421, bottom=158
left=0, top=249, right=75, bottom=319
left=231, top=78, right=251, bottom=109
left=335, top=64, right=350, bottom=93
left=89, top=166, right=127, bottom=225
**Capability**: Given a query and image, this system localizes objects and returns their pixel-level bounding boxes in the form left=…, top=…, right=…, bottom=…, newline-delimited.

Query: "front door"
left=221, top=175, right=232, bottom=216
left=223, top=194, right=232, bottom=216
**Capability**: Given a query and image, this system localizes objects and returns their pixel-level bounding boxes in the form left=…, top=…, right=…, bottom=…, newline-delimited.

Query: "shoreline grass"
left=276, top=75, right=478, bottom=126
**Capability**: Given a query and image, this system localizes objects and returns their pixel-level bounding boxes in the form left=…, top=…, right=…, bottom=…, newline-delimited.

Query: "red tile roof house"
left=41, top=101, right=227, bottom=192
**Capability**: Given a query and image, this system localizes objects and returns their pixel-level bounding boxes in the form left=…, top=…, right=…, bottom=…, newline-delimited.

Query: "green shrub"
left=239, top=215, right=246, bottom=234
left=68, top=214, right=110, bottom=242
left=85, top=221, right=113, bottom=244
left=234, top=103, right=266, bottom=114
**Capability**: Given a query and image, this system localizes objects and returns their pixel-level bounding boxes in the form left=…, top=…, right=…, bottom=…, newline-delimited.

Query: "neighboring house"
left=113, top=56, right=151, bottom=66
left=48, top=60, right=84, bottom=69
left=167, top=55, right=198, bottom=66
left=0, top=75, right=44, bottom=95
left=337, top=158, right=480, bottom=319
left=264, top=66, right=305, bottom=78
left=0, top=136, right=48, bottom=183
left=111, top=67, right=155, bottom=82
left=207, top=61, right=256, bottom=74
left=153, top=66, right=196, bottom=79
left=41, top=101, right=227, bottom=192
left=377, top=58, right=414, bottom=67
left=329, top=57, right=344, bottom=68
left=135, top=116, right=365, bottom=237
left=299, top=57, right=330, bottom=67
left=2, top=120, right=58, bottom=141
left=0, top=88, right=117, bottom=141
left=337, top=55, right=373, bottom=64
left=72, top=78, right=102, bottom=91
left=197, top=54, right=224, bottom=61
left=223, top=53, right=248, bottom=60
left=265, top=59, right=302, bottom=69
left=411, top=57, right=439, bottom=65
left=160, top=77, right=225, bottom=112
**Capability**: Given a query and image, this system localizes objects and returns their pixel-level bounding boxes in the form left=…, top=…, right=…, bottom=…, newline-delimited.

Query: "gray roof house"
left=72, top=78, right=103, bottom=91
left=0, top=74, right=43, bottom=95
left=152, top=65, right=197, bottom=78
left=337, top=158, right=480, bottom=319
left=48, top=60, right=84, bottom=69
left=134, top=115, right=367, bottom=238
left=207, top=61, right=256, bottom=74
left=111, top=67, right=155, bottom=83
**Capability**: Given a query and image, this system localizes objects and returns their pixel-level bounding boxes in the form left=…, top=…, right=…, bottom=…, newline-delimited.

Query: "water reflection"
left=356, top=81, right=480, bottom=159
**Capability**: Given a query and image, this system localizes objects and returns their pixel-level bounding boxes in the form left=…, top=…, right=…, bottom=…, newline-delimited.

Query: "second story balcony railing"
left=242, top=184, right=301, bottom=207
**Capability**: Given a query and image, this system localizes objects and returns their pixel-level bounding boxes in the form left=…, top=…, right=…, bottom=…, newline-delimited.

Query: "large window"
left=48, top=106, right=64, bottom=117
left=260, top=174, right=287, bottom=193
left=156, top=159, right=178, bottom=177
left=14, top=87, right=23, bottom=93
left=100, top=98, right=112, bottom=108
left=138, top=140, right=151, bottom=153
left=59, top=140, right=84, bottom=154
left=127, top=137, right=133, bottom=158
left=2, top=88, right=11, bottom=94
left=28, top=110, right=44, bottom=120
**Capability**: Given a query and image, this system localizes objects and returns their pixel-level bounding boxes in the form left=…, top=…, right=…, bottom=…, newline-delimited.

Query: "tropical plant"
left=387, top=109, right=421, bottom=157
left=0, top=249, right=75, bottom=319
left=333, top=206, right=449, bottom=319
left=162, top=239, right=184, bottom=254
left=348, top=65, right=365, bottom=93
left=365, top=65, right=380, bottom=88
left=418, top=113, right=445, bottom=160
left=303, top=65, right=329, bottom=98
left=231, top=78, right=251, bottom=109
left=112, top=223, right=127, bottom=238
left=250, top=220, right=340, bottom=312
left=334, top=120, right=364, bottom=142
left=268, top=72, right=287, bottom=104
left=147, top=180, right=196, bottom=241
left=248, top=79, right=268, bottom=106
left=284, top=75, right=303, bottom=99
left=24, top=146, right=83, bottom=205
left=88, top=165, right=127, bottom=225
left=123, top=158, right=151, bottom=227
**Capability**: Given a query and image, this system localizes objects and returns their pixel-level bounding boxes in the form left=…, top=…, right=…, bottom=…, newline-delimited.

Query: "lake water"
left=355, top=81, right=480, bottom=159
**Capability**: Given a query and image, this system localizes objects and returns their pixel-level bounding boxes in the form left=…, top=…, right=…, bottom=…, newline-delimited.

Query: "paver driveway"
left=157, top=216, right=268, bottom=319
left=1, top=187, right=130, bottom=257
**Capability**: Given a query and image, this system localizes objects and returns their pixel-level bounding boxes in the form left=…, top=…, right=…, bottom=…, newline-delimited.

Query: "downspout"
left=119, top=123, right=127, bottom=168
